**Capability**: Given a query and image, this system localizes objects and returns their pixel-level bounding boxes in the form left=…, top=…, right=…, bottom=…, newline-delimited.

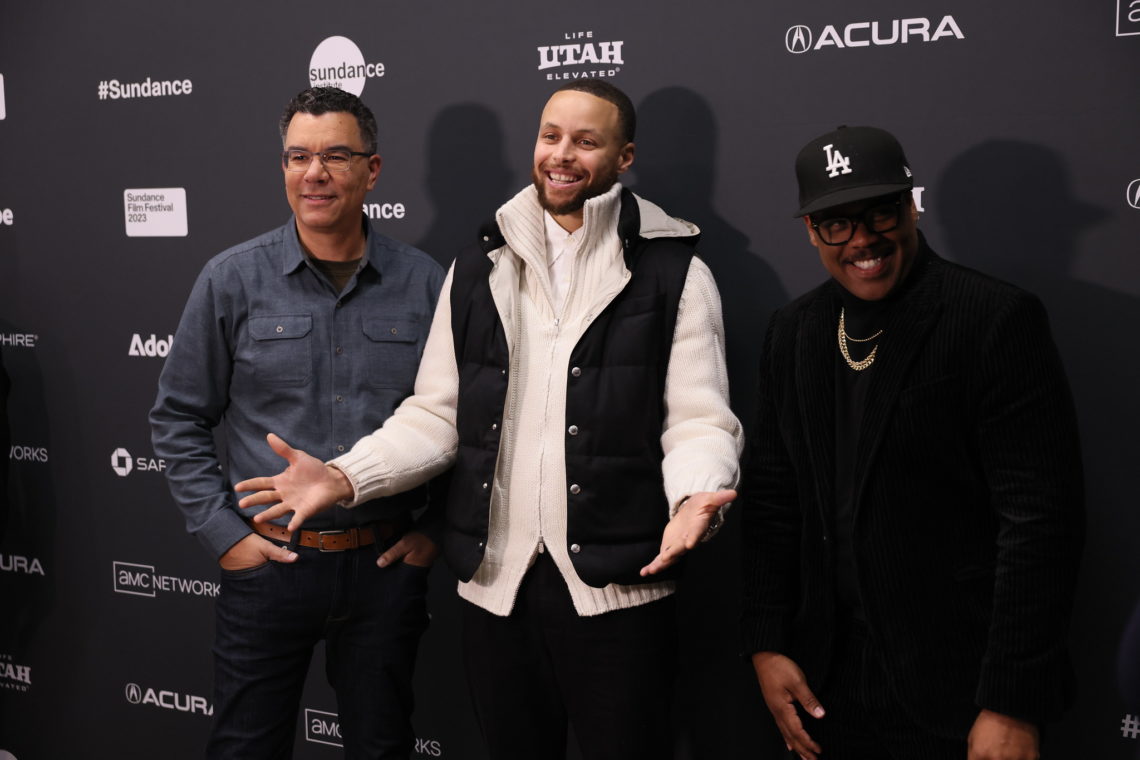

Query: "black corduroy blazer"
left=741, top=240, right=1084, bottom=736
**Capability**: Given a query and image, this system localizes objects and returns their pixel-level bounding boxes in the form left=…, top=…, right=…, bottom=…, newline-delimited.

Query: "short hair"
left=278, top=87, right=378, bottom=154
left=553, top=80, right=636, bottom=144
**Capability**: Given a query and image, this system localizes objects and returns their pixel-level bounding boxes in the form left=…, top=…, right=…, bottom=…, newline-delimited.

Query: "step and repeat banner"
left=2, top=1, right=1139, bottom=757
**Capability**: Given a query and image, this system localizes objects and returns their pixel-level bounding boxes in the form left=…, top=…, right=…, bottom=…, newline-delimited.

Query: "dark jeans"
left=207, top=541, right=430, bottom=760
left=462, top=551, right=677, bottom=760
left=797, top=618, right=966, bottom=760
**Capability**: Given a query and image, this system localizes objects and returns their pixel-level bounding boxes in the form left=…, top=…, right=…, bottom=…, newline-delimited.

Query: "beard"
left=532, top=162, right=621, bottom=216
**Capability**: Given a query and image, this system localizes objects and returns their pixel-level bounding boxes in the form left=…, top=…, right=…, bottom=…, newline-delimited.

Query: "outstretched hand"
left=639, top=489, right=736, bottom=577
left=234, top=433, right=355, bottom=532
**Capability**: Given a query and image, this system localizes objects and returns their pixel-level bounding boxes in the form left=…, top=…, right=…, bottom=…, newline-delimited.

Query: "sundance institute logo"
left=309, top=36, right=386, bottom=95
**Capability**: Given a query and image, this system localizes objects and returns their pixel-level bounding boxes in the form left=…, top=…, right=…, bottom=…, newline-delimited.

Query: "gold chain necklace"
left=838, top=308, right=883, bottom=371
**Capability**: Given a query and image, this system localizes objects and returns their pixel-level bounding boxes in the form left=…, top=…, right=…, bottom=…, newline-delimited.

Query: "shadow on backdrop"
left=412, top=102, right=516, bottom=760
left=630, top=86, right=788, bottom=760
left=417, top=103, right=513, bottom=268
left=937, top=140, right=1136, bottom=758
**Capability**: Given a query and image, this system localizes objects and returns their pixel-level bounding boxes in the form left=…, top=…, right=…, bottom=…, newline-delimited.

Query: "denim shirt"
left=151, top=217, right=445, bottom=558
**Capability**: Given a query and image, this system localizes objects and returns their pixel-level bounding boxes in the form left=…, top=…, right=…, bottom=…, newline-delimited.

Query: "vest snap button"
left=570, top=543, right=581, bottom=553
left=568, top=425, right=578, bottom=436
left=569, top=484, right=581, bottom=495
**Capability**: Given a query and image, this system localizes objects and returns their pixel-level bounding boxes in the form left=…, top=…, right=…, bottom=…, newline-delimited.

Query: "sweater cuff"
left=329, top=443, right=393, bottom=507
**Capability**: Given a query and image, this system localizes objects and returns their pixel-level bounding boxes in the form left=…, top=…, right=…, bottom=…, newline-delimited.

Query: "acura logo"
left=1128, top=179, right=1140, bottom=209
left=786, top=25, right=812, bottom=54
left=125, top=683, right=142, bottom=704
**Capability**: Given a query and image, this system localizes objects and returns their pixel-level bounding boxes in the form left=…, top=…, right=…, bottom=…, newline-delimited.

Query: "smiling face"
left=804, top=191, right=920, bottom=301
left=531, top=90, right=634, bottom=230
left=283, top=111, right=380, bottom=245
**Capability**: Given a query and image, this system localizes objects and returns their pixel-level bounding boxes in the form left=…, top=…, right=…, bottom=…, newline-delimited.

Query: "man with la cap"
left=740, top=125, right=1084, bottom=759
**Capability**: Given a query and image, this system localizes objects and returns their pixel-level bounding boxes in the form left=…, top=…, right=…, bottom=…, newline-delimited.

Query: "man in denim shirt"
left=150, top=87, right=444, bottom=759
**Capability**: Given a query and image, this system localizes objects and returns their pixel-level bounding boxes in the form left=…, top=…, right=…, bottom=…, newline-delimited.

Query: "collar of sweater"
left=495, top=182, right=623, bottom=274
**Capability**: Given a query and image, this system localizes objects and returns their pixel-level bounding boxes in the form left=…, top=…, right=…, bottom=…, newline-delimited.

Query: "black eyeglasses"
left=810, top=194, right=906, bottom=246
left=282, top=149, right=372, bottom=173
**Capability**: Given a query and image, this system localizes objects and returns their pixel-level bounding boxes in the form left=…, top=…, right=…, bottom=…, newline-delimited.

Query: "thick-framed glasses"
left=282, top=149, right=372, bottom=173
left=810, top=194, right=906, bottom=246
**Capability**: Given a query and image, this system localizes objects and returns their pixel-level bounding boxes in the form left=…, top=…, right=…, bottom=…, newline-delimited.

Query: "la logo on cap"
left=823, top=143, right=852, bottom=178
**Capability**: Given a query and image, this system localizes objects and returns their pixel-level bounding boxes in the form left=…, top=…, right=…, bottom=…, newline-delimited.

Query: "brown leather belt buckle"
left=317, top=529, right=354, bottom=552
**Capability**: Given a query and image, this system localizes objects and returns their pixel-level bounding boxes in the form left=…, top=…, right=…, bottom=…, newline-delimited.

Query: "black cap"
left=794, top=125, right=913, bottom=217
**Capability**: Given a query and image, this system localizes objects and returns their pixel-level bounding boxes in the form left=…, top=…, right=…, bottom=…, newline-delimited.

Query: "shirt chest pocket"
left=362, top=317, right=423, bottom=389
left=248, top=314, right=313, bottom=386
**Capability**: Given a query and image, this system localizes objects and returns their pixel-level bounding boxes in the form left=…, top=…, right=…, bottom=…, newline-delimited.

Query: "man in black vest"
left=740, top=126, right=1084, bottom=760
left=236, top=81, right=744, bottom=760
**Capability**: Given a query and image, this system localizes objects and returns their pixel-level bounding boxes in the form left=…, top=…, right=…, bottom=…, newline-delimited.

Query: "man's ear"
left=617, top=141, right=635, bottom=174
left=802, top=216, right=821, bottom=248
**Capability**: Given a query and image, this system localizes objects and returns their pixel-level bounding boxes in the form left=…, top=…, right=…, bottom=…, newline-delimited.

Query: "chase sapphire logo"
left=786, top=25, right=812, bottom=53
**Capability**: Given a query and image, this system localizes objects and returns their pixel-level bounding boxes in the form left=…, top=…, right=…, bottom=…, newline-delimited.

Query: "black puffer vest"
left=442, top=189, right=697, bottom=587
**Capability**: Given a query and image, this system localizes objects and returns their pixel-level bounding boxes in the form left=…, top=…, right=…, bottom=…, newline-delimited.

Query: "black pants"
left=461, top=551, right=677, bottom=760
left=797, top=619, right=966, bottom=760
left=208, top=542, right=430, bottom=760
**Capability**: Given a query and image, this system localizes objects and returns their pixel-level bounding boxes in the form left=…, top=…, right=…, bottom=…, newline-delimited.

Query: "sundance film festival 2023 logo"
left=305, top=709, right=442, bottom=756
left=537, top=30, right=624, bottom=81
left=124, top=188, right=187, bottom=237
left=113, top=561, right=219, bottom=599
left=309, top=36, right=385, bottom=95
left=785, top=15, right=964, bottom=53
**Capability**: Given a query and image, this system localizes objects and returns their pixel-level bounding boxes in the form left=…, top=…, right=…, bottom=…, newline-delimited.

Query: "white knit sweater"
left=332, top=183, right=743, bottom=616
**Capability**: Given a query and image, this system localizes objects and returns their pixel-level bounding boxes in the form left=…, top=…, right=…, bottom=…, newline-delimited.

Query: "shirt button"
left=275, top=325, right=284, bottom=333
left=569, top=484, right=581, bottom=495
left=390, top=327, right=398, bottom=335
left=335, top=346, right=343, bottom=355
left=570, top=367, right=581, bottom=377
left=570, top=543, right=581, bottom=553
left=568, top=425, right=578, bottom=436
left=336, top=445, right=345, bottom=452
left=335, top=395, right=343, bottom=402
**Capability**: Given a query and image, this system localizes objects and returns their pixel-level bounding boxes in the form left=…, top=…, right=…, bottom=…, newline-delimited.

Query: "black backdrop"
left=2, top=1, right=1139, bottom=757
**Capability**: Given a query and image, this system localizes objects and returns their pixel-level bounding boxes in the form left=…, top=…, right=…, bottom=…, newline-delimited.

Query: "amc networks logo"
left=305, top=709, right=442, bottom=755
left=1118, top=0, right=1140, bottom=35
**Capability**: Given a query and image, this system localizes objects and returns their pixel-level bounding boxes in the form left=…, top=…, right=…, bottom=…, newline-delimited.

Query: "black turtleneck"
left=832, top=241, right=930, bottom=620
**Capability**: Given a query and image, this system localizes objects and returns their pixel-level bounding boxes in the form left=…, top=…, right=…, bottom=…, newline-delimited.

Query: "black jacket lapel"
left=853, top=253, right=944, bottom=504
